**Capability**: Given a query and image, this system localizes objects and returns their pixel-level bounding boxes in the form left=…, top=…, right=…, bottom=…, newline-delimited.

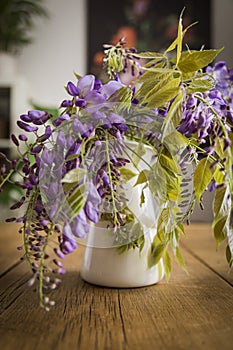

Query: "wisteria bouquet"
left=0, top=15, right=233, bottom=310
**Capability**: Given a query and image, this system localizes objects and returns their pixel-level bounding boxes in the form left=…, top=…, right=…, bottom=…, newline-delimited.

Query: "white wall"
left=212, top=0, right=233, bottom=66
left=18, top=0, right=87, bottom=108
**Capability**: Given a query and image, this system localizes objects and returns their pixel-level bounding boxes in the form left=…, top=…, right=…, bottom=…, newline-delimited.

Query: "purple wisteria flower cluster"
left=179, top=61, right=233, bottom=143
left=1, top=16, right=233, bottom=310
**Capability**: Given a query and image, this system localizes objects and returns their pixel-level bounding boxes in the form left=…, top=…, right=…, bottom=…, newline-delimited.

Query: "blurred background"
left=0, top=0, right=233, bottom=221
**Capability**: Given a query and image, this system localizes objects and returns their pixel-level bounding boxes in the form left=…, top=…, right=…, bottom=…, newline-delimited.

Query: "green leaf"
left=148, top=165, right=167, bottom=202
left=62, top=181, right=78, bottom=193
left=226, top=224, right=233, bottom=260
left=140, top=188, right=145, bottom=207
left=134, top=170, right=148, bottom=186
left=61, top=168, right=87, bottom=184
left=226, top=245, right=233, bottom=268
left=67, top=184, right=87, bottom=217
left=140, top=67, right=175, bottom=75
left=212, top=185, right=233, bottom=255
left=163, top=130, right=189, bottom=154
left=164, top=250, right=172, bottom=280
left=194, top=158, right=215, bottom=204
left=131, top=52, right=164, bottom=59
left=120, top=167, right=137, bottom=181
left=213, top=216, right=228, bottom=249
left=214, top=166, right=225, bottom=185
left=159, top=152, right=181, bottom=176
left=175, top=246, right=188, bottom=273
left=215, top=138, right=225, bottom=158
left=213, top=185, right=227, bottom=220
left=148, top=242, right=166, bottom=268
left=187, top=74, right=216, bottom=93
left=138, top=71, right=173, bottom=100
left=176, top=9, right=183, bottom=65
left=178, top=49, right=223, bottom=73
left=108, top=86, right=133, bottom=111
left=144, top=77, right=181, bottom=108
left=165, top=16, right=197, bottom=54
left=161, top=92, right=183, bottom=139
left=166, top=176, right=180, bottom=202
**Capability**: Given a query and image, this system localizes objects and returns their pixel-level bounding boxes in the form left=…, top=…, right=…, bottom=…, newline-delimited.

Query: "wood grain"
left=0, top=223, right=22, bottom=275
left=183, top=223, right=233, bottom=284
left=0, top=223, right=232, bottom=350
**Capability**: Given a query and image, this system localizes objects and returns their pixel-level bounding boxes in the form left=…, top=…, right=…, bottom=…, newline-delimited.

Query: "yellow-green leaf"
left=213, top=185, right=227, bottom=220
left=164, top=250, right=172, bottom=280
left=140, top=188, right=145, bottom=207
left=67, top=184, right=87, bottom=209
left=213, top=216, right=228, bottom=249
left=159, top=153, right=181, bottom=175
left=163, top=130, right=189, bottom=154
left=131, top=52, right=164, bottom=59
left=178, top=48, right=223, bottom=73
left=134, top=170, right=148, bottom=186
left=226, top=245, right=233, bottom=267
left=161, top=92, right=183, bottom=139
left=120, top=167, right=137, bottom=181
left=194, top=158, right=215, bottom=204
left=165, top=15, right=197, bottom=54
left=215, top=138, right=225, bottom=158
left=139, top=72, right=173, bottom=100
left=143, top=77, right=181, bottom=108
left=175, top=246, right=188, bottom=273
left=176, top=9, right=183, bottom=65
left=61, top=168, right=87, bottom=183
left=214, top=166, right=225, bottom=185
left=148, top=242, right=166, bottom=268
left=187, top=74, right=216, bottom=93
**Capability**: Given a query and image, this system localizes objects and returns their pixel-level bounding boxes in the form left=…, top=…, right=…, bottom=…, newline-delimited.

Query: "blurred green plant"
left=0, top=0, right=48, bottom=54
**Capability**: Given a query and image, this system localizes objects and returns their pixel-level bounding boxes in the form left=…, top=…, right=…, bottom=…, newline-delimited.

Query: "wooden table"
left=0, top=223, right=232, bottom=350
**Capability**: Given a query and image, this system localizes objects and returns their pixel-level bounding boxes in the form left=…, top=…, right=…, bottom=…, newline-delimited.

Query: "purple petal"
left=108, top=111, right=125, bottom=124
left=28, top=110, right=46, bottom=120
left=17, top=121, right=38, bottom=132
left=214, top=61, right=226, bottom=70
left=92, top=111, right=107, bottom=124
left=19, top=134, right=28, bottom=141
left=54, top=248, right=65, bottom=259
left=85, top=201, right=99, bottom=223
left=56, top=130, right=67, bottom=147
left=11, top=134, right=19, bottom=146
left=61, top=99, right=73, bottom=107
left=75, top=98, right=86, bottom=107
left=67, top=81, right=80, bottom=96
left=87, top=181, right=102, bottom=205
left=53, top=114, right=70, bottom=126
left=101, top=80, right=123, bottom=97
left=31, top=144, right=43, bottom=154
left=85, top=90, right=106, bottom=107
left=20, top=114, right=32, bottom=122
left=77, top=74, right=95, bottom=96
left=72, top=118, right=92, bottom=136
left=71, top=219, right=87, bottom=238
left=94, top=79, right=102, bottom=90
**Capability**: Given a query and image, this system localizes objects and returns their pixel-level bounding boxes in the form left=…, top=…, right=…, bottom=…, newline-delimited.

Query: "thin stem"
left=105, top=134, right=119, bottom=226
left=39, top=223, right=53, bottom=307
left=23, top=190, right=39, bottom=271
